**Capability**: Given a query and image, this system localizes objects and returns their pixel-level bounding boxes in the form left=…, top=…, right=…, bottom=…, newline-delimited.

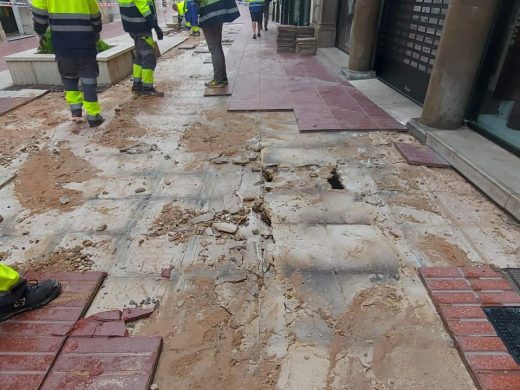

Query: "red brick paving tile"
left=420, top=267, right=462, bottom=278
left=0, top=337, right=62, bottom=353
left=426, top=278, right=470, bottom=290
left=70, top=318, right=128, bottom=337
left=479, top=291, right=520, bottom=305
left=477, top=373, right=520, bottom=390
left=0, top=374, right=46, bottom=390
left=447, top=319, right=497, bottom=336
left=0, top=322, right=77, bottom=336
left=14, top=307, right=84, bottom=322
left=122, top=308, right=155, bottom=322
left=456, top=336, right=508, bottom=352
left=394, top=142, right=451, bottom=167
left=439, top=305, right=486, bottom=319
left=462, top=267, right=501, bottom=278
left=89, top=309, right=122, bottom=322
left=470, top=278, right=514, bottom=291
left=467, top=353, right=520, bottom=371
left=432, top=291, right=479, bottom=304
left=41, top=373, right=152, bottom=390
left=0, top=355, right=55, bottom=372
left=41, top=336, right=163, bottom=390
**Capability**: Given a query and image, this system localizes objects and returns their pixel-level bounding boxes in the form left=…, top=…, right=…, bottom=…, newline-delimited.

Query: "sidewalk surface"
left=1, top=4, right=520, bottom=389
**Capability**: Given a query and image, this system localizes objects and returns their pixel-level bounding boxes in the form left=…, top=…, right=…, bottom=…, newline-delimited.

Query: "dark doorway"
left=374, top=0, right=450, bottom=104
left=335, top=0, right=356, bottom=53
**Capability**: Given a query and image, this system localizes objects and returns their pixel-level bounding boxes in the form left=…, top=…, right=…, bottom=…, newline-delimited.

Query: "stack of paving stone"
left=277, top=25, right=316, bottom=54
left=295, top=37, right=318, bottom=55
left=277, top=25, right=297, bottom=53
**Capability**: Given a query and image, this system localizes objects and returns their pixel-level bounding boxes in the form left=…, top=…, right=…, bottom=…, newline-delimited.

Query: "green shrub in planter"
left=37, top=29, right=110, bottom=54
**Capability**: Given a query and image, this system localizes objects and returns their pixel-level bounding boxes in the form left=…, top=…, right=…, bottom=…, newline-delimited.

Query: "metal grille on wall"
left=375, top=0, right=450, bottom=104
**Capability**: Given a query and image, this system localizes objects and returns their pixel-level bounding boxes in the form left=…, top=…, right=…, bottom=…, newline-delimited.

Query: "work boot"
left=88, top=114, right=105, bottom=128
left=258, top=31, right=262, bottom=38
left=0, top=279, right=61, bottom=323
left=253, top=34, right=257, bottom=39
left=71, top=109, right=82, bottom=118
left=204, top=79, right=226, bottom=88
left=191, top=31, right=201, bottom=36
left=132, top=83, right=142, bottom=95
left=141, top=87, right=165, bottom=97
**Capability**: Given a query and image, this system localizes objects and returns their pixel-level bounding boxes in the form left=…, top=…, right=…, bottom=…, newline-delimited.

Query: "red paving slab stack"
left=419, top=266, right=520, bottom=390
left=0, top=272, right=106, bottom=390
left=41, top=336, right=162, bottom=390
left=394, top=142, right=451, bottom=168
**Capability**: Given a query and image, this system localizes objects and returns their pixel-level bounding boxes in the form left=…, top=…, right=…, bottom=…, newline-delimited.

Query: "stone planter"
left=5, top=43, right=134, bottom=86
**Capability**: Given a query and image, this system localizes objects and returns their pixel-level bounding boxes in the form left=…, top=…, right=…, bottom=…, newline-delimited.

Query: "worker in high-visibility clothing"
left=185, top=0, right=200, bottom=36
left=199, top=0, right=240, bottom=88
left=247, top=0, right=264, bottom=39
left=32, top=0, right=105, bottom=128
left=0, top=264, right=61, bottom=322
left=119, top=0, right=165, bottom=97
left=174, top=0, right=186, bottom=29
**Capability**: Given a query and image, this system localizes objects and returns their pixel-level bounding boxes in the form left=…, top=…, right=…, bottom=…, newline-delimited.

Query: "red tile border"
left=419, top=266, right=520, bottom=390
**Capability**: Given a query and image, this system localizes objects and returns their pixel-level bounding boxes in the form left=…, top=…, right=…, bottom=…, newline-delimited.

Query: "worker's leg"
left=185, top=5, right=192, bottom=29
left=0, top=264, right=61, bottom=323
left=138, top=35, right=164, bottom=96
left=57, top=56, right=83, bottom=119
left=188, top=2, right=200, bottom=35
left=78, top=56, right=103, bottom=127
left=264, top=5, right=269, bottom=30
left=258, top=10, right=263, bottom=31
left=131, top=34, right=144, bottom=93
left=203, top=22, right=227, bottom=83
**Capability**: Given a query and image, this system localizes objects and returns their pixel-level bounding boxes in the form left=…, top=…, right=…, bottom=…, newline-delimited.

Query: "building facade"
left=312, top=0, right=520, bottom=157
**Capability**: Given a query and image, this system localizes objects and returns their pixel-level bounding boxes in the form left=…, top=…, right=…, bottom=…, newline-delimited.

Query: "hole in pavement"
left=262, top=169, right=274, bottom=183
left=328, top=168, right=344, bottom=190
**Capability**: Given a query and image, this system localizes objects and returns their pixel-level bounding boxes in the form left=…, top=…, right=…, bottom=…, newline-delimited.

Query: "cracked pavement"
left=1, top=28, right=520, bottom=390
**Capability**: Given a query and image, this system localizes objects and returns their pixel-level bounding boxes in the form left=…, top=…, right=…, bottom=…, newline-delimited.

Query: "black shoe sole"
left=88, top=118, right=105, bottom=128
left=0, top=282, right=61, bottom=323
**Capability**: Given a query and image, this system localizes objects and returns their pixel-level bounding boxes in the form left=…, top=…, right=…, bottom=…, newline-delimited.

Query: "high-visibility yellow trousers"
left=0, top=264, right=20, bottom=293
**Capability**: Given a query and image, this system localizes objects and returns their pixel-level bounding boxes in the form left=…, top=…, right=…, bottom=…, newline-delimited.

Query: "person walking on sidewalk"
left=32, top=0, right=105, bottom=128
left=198, top=0, right=240, bottom=88
left=185, top=0, right=201, bottom=36
left=263, top=0, right=271, bottom=31
left=247, top=0, right=264, bottom=39
left=0, top=264, right=61, bottom=322
left=119, top=0, right=165, bottom=97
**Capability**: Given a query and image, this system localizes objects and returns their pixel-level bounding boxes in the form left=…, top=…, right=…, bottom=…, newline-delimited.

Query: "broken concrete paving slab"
left=265, top=191, right=378, bottom=225
left=122, top=308, right=155, bottom=322
left=272, top=224, right=399, bottom=276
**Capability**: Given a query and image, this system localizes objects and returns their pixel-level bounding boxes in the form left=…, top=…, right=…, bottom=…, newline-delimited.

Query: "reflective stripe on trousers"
left=0, top=264, right=20, bottom=294
left=131, top=34, right=157, bottom=87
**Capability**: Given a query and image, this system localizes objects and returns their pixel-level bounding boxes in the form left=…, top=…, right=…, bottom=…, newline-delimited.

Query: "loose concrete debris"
left=232, top=156, right=249, bottom=166
left=96, top=224, right=108, bottom=232
left=119, top=143, right=158, bottom=154
left=13, top=246, right=94, bottom=274
left=59, top=195, right=70, bottom=205
left=135, top=187, right=147, bottom=193
left=161, top=266, right=173, bottom=279
left=213, top=222, right=238, bottom=234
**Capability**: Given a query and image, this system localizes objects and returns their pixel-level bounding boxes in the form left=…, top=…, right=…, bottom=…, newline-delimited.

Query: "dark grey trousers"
left=56, top=56, right=99, bottom=109
left=202, top=22, right=227, bottom=81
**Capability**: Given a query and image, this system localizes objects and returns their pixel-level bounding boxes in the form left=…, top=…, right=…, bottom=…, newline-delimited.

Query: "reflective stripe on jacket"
left=119, top=0, right=158, bottom=33
left=198, top=0, right=240, bottom=27
left=32, top=0, right=101, bottom=57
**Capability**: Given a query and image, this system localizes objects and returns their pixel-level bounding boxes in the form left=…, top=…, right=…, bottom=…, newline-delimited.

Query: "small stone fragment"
left=205, top=227, right=214, bottom=236
left=212, top=157, right=229, bottom=165
left=135, top=187, right=146, bottom=193
left=213, top=222, right=238, bottom=234
left=59, top=196, right=70, bottom=205
left=96, top=224, right=107, bottom=232
left=189, top=212, right=215, bottom=224
left=150, top=384, right=159, bottom=390
left=161, top=267, right=173, bottom=279
left=232, top=156, right=248, bottom=166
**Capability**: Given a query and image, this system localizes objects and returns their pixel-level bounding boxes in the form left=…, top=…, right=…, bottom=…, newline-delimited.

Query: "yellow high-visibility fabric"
left=32, top=0, right=100, bottom=16
left=133, top=63, right=143, bottom=80
left=0, top=264, right=20, bottom=293
left=142, top=69, right=154, bottom=85
left=65, top=90, right=83, bottom=106
left=84, top=101, right=101, bottom=116
left=118, top=0, right=153, bottom=17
